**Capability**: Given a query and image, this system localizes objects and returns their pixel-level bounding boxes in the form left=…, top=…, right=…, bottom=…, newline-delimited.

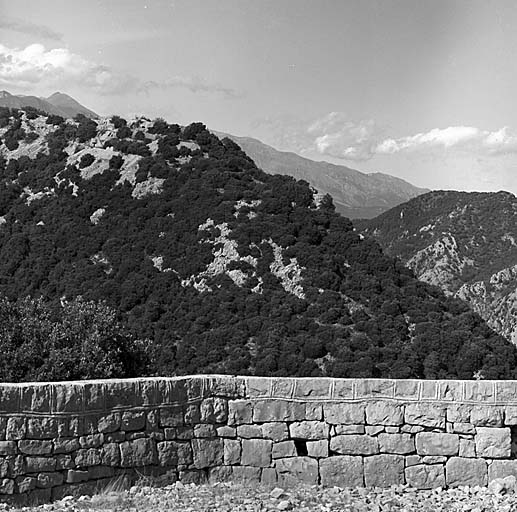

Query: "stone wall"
left=2, top=376, right=517, bottom=503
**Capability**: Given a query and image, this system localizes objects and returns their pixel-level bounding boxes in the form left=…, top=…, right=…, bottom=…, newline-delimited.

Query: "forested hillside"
left=0, top=107, right=515, bottom=381
left=358, top=191, right=517, bottom=344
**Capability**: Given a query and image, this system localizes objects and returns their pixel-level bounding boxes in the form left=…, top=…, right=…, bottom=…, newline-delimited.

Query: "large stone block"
left=6, top=417, right=26, bottom=440
left=489, top=460, right=517, bottom=481
left=0, top=441, right=17, bottom=456
left=231, top=465, right=261, bottom=483
left=366, top=402, right=404, bottom=426
left=415, top=433, right=459, bottom=456
left=253, top=400, right=305, bottom=422
left=405, top=464, right=445, bottom=489
left=261, top=423, right=289, bottom=442
left=324, top=403, right=365, bottom=425
left=217, top=426, right=236, bottom=438
left=55, top=454, right=74, bottom=471
left=79, top=434, right=103, bottom=449
left=475, top=427, right=511, bottom=458
left=36, top=472, right=64, bottom=489
left=224, top=439, right=241, bottom=465
left=18, top=440, right=52, bottom=456
left=332, top=379, right=354, bottom=398
left=25, top=457, right=56, bottom=473
left=7, top=455, right=25, bottom=478
left=97, top=412, right=121, bottom=434
left=184, top=404, right=200, bottom=424
left=101, top=443, right=120, bottom=466
left=504, top=406, right=517, bottom=425
left=52, top=384, right=84, bottom=413
left=121, top=411, right=146, bottom=431
left=66, top=469, right=89, bottom=484
left=16, top=475, right=37, bottom=493
left=320, top=456, right=363, bottom=487
left=157, top=441, right=192, bottom=466
left=459, top=438, right=476, bottom=458
left=27, top=417, right=63, bottom=439
left=53, top=438, right=80, bottom=454
left=0, top=387, right=20, bottom=414
left=236, top=425, right=262, bottom=438
left=364, top=454, right=405, bottom=487
left=307, top=440, right=328, bottom=458
left=446, top=404, right=471, bottom=423
left=200, top=397, right=228, bottom=423
left=275, top=457, right=318, bottom=486
left=83, top=382, right=105, bottom=411
left=289, top=421, right=329, bottom=440
left=193, top=424, right=217, bottom=438
left=330, top=435, right=378, bottom=455
left=446, top=457, right=487, bottom=487
left=272, top=440, right=297, bottom=459
left=405, top=404, right=445, bottom=428
left=293, top=378, right=331, bottom=399
left=246, top=377, right=270, bottom=398
left=21, top=385, right=51, bottom=413
left=192, top=438, right=223, bottom=469
left=120, top=438, right=157, bottom=467
left=74, top=448, right=102, bottom=468
left=0, top=478, right=14, bottom=494
left=261, top=467, right=277, bottom=486
left=241, top=439, right=272, bottom=467
left=208, top=465, right=233, bottom=483
left=159, top=406, right=184, bottom=427
left=378, top=433, right=415, bottom=454
left=470, top=406, right=503, bottom=427
left=356, top=379, right=394, bottom=398
left=105, top=380, right=142, bottom=409
left=228, top=400, right=253, bottom=425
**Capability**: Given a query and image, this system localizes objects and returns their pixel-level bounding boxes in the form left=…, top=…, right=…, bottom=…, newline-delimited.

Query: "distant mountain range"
left=0, top=91, right=428, bottom=219
left=219, top=133, right=429, bottom=219
left=0, top=107, right=513, bottom=380
left=0, top=90, right=98, bottom=119
left=358, top=190, right=517, bottom=344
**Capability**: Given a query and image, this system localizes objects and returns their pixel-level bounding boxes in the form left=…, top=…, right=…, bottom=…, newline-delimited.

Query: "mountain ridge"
left=0, top=90, right=98, bottom=119
left=218, top=132, right=429, bottom=219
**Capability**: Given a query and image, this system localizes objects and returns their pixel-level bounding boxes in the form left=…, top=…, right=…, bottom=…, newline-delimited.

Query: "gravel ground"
left=3, top=481, right=517, bottom=512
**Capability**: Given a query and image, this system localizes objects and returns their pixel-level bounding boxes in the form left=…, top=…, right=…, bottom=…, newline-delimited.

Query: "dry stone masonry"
left=2, top=376, right=517, bottom=504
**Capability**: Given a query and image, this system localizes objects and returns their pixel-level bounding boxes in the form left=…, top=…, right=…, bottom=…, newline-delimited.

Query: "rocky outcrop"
left=360, top=191, right=517, bottom=343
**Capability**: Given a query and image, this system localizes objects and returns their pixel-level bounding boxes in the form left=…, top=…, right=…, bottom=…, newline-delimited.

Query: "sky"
left=1, top=0, right=517, bottom=194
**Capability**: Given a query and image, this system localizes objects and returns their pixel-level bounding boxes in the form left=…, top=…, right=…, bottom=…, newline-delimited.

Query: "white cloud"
left=295, top=112, right=517, bottom=161
left=0, top=43, right=239, bottom=98
left=308, top=112, right=384, bottom=161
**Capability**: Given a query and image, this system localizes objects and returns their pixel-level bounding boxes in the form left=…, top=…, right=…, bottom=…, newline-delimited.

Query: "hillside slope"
left=358, top=191, right=517, bottom=344
left=0, top=107, right=515, bottom=379
left=220, top=133, right=429, bottom=219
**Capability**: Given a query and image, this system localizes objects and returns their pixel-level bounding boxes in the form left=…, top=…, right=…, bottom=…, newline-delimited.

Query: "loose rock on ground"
left=4, top=481, right=517, bottom=512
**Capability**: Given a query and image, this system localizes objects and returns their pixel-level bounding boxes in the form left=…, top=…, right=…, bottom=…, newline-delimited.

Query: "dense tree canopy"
left=0, top=107, right=515, bottom=381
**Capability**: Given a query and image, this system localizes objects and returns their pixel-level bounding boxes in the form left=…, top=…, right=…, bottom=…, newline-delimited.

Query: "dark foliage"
left=0, top=109, right=515, bottom=381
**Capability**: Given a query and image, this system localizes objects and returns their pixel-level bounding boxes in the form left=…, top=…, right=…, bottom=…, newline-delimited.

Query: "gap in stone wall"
left=510, top=426, right=517, bottom=458
left=293, top=439, right=308, bottom=456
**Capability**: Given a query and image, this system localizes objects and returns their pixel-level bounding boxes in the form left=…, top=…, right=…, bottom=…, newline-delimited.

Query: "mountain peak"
left=0, top=90, right=12, bottom=99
